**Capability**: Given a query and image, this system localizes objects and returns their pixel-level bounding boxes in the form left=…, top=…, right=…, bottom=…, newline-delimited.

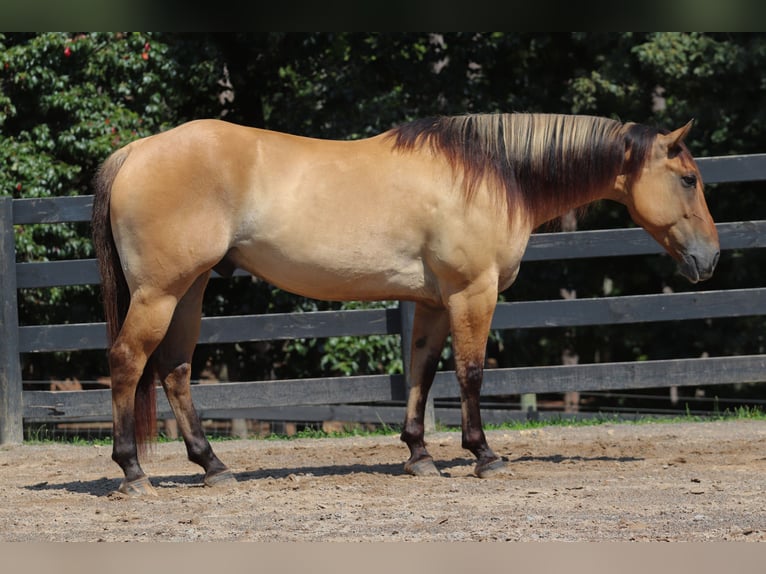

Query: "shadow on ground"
left=21, top=453, right=642, bottom=497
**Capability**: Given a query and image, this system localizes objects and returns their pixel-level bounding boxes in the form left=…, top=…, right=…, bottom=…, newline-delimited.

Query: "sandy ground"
left=1, top=419, right=765, bottom=542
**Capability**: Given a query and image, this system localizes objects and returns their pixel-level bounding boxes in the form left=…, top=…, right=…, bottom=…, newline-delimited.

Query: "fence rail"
left=2, top=153, right=766, bottom=443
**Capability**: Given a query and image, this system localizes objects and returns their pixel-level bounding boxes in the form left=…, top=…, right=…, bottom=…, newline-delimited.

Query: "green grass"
left=22, top=405, right=765, bottom=446
left=243, top=404, right=766, bottom=440
left=485, top=405, right=766, bottom=431
left=265, top=422, right=401, bottom=441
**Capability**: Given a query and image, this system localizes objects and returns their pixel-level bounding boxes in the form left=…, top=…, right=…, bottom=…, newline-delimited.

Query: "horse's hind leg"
left=110, top=289, right=179, bottom=496
left=401, top=302, right=450, bottom=476
left=155, top=272, right=235, bottom=488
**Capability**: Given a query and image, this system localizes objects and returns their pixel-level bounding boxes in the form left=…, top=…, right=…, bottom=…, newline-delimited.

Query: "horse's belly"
left=228, top=240, right=435, bottom=303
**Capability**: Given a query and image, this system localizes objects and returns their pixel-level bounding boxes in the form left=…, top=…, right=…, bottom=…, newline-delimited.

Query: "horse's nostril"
left=691, top=253, right=700, bottom=270
left=692, top=250, right=719, bottom=274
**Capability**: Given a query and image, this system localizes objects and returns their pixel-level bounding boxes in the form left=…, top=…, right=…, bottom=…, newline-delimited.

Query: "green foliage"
left=318, top=302, right=403, bottom=377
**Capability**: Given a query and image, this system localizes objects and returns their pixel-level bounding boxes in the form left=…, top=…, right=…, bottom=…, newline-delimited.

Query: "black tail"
left=92, top=149, right=157, bottom=453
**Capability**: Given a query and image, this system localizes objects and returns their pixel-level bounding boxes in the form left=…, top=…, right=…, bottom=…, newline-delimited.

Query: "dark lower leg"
left=401, top=349, right=439, bottom=465
left=111, top=407, right=146, bottom=484
left=155, top=273, right=232, bottom=485
left=161, top=363, right=230, bottom=481
left=458, top=361, right=503, bottom=475
left=446, top=280, right=506, bottom=477
left=111, top=390, right=159, bottom=497
left=109, top=341, right=151, bottom=490
left=460, top=393, right=499, bottom=466
left=400, top=303, right=450, bottom=474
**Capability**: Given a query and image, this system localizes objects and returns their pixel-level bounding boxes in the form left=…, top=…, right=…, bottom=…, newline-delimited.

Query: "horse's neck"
left=528, top=183, right=612, bottom=230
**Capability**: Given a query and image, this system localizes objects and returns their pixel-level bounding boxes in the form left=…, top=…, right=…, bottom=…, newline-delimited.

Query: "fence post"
left=0, top=197, right=23, bottom=444
left=399, top=301, right=435, bottom=432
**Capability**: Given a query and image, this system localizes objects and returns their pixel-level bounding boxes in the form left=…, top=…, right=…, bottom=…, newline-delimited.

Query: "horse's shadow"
left=512, top=454, right=643, bottom=464
left=24, top=453, right=643, bottom=497
left=22, top=457, right=474, bottom=497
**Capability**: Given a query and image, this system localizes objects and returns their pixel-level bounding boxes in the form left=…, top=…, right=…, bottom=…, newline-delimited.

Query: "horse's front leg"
left=400, top=302, right=450, bottom=476
left=446, top=279, right=507, bottom=478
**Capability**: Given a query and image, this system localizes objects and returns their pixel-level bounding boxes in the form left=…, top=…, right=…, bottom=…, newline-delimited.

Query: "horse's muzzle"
left=678, top=246, right=720, bottom=283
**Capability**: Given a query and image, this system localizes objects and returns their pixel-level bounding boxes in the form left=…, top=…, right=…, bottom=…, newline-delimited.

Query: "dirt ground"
left=1, top=419, right=765, bottom=542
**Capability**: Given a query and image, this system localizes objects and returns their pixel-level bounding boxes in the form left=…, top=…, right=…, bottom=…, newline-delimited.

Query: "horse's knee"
left=457, top=360, right=483, bottom=390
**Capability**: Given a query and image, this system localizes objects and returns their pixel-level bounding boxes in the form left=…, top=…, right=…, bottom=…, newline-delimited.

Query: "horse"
left=92, top=113, right=719, bottom=496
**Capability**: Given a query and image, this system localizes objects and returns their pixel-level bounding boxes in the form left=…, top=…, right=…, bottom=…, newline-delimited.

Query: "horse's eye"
left=681, top=174, right=697, bottom=188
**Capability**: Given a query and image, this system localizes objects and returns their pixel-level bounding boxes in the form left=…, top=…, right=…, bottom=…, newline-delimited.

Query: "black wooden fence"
left=3, top=153, right=766, bottom=444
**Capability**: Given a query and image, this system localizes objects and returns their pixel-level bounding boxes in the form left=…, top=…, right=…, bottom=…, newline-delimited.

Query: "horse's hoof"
left=114, top=476, right=158, bottom=497
left=404, top=456, right=441, bottom=477
left=204, top=469, right=237, bottom=488
left=475, top=457, right=511, bottom=478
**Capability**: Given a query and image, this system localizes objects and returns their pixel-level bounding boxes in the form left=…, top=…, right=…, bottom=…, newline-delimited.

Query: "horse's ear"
left=662, top=119, right=694, bottom=151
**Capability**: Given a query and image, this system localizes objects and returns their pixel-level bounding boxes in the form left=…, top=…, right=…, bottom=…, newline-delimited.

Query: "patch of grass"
left=241, top=405, right=766, bottom=440
left=720, top=405, right=766, bottom=420
left=22, top=405, right=765, bottom=445
left=482, top=405, right=766, bottom=433
left=264, top=422, right=401, bottom=441
left=23, top=425, right=181, bottom=447
left=483, top=414, right=624, bottom=432
left=25, top=426, right=114, bottom=447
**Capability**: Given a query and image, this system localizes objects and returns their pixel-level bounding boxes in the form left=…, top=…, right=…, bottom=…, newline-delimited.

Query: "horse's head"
left=619, top=121, right=719, bottom=283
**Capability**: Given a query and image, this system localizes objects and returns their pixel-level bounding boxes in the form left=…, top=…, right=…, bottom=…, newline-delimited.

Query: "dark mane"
left=388, top=113, right=661, bottom=224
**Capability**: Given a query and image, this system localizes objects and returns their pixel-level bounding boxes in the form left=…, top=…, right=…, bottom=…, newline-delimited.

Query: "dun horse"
left=92, top=113, right=719, bottom=496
